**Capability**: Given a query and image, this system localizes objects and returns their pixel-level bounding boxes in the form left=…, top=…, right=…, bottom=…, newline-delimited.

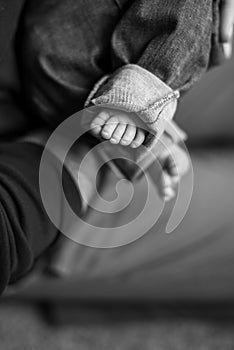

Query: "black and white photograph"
left=0, top=0, right=234, bottom=349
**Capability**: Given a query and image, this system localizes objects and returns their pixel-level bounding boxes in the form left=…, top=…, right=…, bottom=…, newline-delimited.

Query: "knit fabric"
left=84, top=64, right=182, bottom=173
left=87, top=64, right=180, bottom=144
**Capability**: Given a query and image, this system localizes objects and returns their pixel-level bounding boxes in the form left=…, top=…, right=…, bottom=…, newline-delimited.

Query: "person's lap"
left=40, top=145, right=234, bottom=301
left=1, top=73, right=234, bottom=298
left=0, top=60, right=233, bottom=297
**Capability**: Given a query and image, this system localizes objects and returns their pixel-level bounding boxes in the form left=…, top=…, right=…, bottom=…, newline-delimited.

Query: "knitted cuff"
left=84, top=64, right=183, bottom=179
left=85, top=64, right=180, bottom=147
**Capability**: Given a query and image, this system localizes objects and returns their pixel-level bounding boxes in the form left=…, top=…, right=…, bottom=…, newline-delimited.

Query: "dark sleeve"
left=0, top=142, right=59, bottom=293
left=17, top=0, right=223, bottom=128
left=110, top=0, right=223, bottom=93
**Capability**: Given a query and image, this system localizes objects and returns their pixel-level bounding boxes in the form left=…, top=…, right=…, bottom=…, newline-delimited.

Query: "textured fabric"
left=0, top=0, right=61, bottom=295
left=18, top=0, right=223, bottom=127
left=17, top=0, right=223, bottom=176
left=111, top=0, right=222, bottom=91
left=0, top=0, right=35, bottom=138
left=82, top=64, right=182, bottom=176
left=87, top=65, right=180, bottom=145
left=0, top=142, right=60, bottom=294
left=85, top=64, right=181, bottom=171
left=0, top=0, right=23, bottom=64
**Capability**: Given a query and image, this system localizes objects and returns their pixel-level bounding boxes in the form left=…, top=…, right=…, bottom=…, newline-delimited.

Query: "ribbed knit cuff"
left=84, top=64, right=184, bottom=179
left=85, top=64, right=180, bottom=147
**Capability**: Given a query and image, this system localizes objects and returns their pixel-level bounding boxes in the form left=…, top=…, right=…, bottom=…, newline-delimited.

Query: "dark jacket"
left=0, top=0, right=59, bottom=294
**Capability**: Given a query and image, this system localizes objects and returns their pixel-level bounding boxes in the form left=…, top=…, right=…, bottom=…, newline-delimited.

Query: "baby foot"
left=90, top=109, right=146, bottom=148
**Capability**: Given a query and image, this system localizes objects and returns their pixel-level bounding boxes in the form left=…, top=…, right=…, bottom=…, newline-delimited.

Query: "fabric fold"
left=85, top=64, right=184, bottom=178
left=86, top=64, right=180, bottom=146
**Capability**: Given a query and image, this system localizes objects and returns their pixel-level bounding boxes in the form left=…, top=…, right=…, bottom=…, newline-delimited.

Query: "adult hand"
left=220, top=0, right=234, bottom=59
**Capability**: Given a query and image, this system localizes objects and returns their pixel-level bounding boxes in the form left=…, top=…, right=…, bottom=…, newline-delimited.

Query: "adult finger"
left=220, top=0, right=234, bottom=43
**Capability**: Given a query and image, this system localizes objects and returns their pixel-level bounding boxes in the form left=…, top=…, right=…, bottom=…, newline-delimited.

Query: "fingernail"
left=91, top=125, right=100, bottom=131
left=131, top=143, right=138, bottom=148
left=110, top=138, right=118, bottom=144
left=121, top=140, right=128, bottom=145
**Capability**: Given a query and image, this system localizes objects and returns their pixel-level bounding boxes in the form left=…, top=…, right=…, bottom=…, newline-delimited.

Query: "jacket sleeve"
left=85, top=0, right=223, bottom=174
left=88, top=0, right=223, bottom=115
left=0, top=142, right=59, bottom=294
left=18, top=0, right=223, bottom=127
left=111, top=0, right=222, bottom=92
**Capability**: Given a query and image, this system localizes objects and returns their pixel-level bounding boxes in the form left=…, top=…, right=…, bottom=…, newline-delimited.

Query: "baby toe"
left=131, top=129, right=145, bottom=148
left=120, top=125, right=136, bottom=146
left=110, top=123, right=127, bottom=144
left=91, top=111, right=110, bottom=135
left=91, top=111, right=110, bottom=128
left=101, top=116, right=118, bottom=139
left=91, top=124, right=102, bottom=136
